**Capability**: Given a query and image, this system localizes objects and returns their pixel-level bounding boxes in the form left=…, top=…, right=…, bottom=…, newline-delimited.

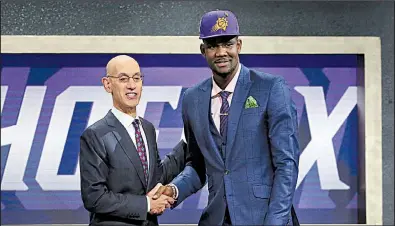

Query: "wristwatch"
left=167, top=184, right=177, bottom=199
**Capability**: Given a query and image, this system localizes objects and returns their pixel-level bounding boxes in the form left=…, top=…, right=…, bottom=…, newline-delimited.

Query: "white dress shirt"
left=211, top=64, right=241, bottom=132
left=111, top=107, right=151, bottom=212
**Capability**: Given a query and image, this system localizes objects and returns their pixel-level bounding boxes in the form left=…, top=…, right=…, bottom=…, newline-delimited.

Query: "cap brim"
left=199, top=33, right=240, bottom=39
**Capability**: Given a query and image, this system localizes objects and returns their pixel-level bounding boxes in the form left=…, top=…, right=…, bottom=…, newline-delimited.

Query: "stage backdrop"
left=2, top=53, right=363, bottom=224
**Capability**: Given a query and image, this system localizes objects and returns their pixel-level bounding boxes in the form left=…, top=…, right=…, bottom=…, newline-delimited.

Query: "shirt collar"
left=211, top=63, right=241, bottom=97
left=111, top=106, right=139, bottom=128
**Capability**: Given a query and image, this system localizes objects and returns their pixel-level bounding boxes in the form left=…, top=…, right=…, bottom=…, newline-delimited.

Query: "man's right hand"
left=152, top=184, right=175, bottom=200
left=149, top=194, right=175, bottom=215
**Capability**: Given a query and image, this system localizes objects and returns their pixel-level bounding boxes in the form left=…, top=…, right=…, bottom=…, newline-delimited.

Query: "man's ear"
left=200, top=43, right=205, bottom=56
left=236, top=38, right=242, bottom=54
left=101, top=77, right=112, bottom=93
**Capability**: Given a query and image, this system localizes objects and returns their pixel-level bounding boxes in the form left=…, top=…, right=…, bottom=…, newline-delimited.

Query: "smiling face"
left=200, top=35, right=242, bottom=78
left=101, top=55, right=143, bottom=116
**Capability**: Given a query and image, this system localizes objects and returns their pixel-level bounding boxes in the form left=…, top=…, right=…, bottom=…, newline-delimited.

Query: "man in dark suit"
left=155, top=10, right=301, bottom=226
left=79, top=55, right=192, bottom=226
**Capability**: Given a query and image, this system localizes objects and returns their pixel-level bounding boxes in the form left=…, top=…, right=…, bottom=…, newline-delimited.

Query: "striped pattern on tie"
left=219, top=91, right=232, bottom=140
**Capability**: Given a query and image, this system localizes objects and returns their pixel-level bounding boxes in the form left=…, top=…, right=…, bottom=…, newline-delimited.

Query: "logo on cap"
left=211, top=12, right=229, bottom=32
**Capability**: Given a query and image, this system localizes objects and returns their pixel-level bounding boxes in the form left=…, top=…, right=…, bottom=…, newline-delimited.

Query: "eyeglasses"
left=107, top=73, right=144, bottom=83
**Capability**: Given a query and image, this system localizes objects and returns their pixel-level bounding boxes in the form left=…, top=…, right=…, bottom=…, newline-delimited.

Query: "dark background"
left=1, top=0, right=393, bottom=224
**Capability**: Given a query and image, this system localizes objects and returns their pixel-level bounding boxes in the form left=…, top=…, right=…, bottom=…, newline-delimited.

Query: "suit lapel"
left=139, top=118, right=156, bottom=188
left=105, top=111, right=147, bottom=188
left=226, top=65, right=252, bottom=161
left=198, top=79, right=225, bottom=166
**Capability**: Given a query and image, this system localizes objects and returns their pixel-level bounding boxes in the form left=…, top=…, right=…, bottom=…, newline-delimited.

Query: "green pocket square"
left=245, top=96, right=259, bottom=109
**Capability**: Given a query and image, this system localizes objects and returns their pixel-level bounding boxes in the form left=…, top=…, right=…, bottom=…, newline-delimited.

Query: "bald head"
left=102, top=55, right=143, bottom=116
left=106, top=55, right=140, bottom=76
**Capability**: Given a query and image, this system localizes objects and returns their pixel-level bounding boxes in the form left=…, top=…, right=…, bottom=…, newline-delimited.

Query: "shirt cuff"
left=146, top=196, right=150, bottom=212
left=169, top=183, right=179, bottom=199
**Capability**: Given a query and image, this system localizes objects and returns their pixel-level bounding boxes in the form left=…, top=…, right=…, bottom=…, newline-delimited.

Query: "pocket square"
left=245, top=96, right=258, bottom=109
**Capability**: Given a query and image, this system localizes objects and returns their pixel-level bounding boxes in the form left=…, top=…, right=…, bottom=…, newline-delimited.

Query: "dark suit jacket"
left=79, top=110, right=187, bottom=226
left=172, top=64, right=300, bottom=226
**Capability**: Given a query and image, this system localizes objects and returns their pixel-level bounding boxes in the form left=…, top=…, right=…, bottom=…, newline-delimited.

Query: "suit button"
left=224, top=170, right=230, bottom=175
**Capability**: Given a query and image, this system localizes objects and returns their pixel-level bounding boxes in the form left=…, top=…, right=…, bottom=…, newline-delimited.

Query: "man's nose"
left=215, top=46, right=228, bottom=57
left=126, top=79, right=137, bottom=89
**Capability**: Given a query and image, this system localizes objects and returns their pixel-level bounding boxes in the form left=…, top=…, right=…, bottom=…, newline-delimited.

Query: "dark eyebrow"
left=203, top=36, right=238, bottom=45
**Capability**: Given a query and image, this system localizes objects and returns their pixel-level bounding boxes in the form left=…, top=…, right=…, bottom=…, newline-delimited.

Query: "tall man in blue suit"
left=155, top=10, right=300, bottom=226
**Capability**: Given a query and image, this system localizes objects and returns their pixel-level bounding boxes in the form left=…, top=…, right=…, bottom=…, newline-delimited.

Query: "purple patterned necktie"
left=219, top=91, right=232, bottom=140
left=132, top=119, right=148, bottom=183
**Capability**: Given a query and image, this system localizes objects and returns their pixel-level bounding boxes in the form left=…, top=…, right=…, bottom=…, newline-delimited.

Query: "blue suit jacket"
left=172, top=64, right=300, bottom=226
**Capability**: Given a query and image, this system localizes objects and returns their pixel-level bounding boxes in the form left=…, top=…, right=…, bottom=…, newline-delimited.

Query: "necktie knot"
left=219, top=91, right=231, bottom=101
left=132, top=119, right=140, bottom=128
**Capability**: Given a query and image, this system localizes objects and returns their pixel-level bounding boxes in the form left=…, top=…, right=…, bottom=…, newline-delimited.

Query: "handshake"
left=147, top=183, right=177, bottom=215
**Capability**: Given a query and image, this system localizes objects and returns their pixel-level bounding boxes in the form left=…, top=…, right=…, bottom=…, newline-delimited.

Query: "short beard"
left=212, top=64, right=236, bottom=79
left=215, top=71, right=231, bottom=78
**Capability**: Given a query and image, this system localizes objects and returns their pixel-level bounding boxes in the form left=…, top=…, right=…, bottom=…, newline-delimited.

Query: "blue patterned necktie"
left=219, top=91, right=232, bottom=141
left=132, top=119, right=148, bottom=183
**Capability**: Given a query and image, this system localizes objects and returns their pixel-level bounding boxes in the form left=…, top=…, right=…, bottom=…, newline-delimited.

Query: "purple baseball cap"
left=199, top=10, right=240, bottom=39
